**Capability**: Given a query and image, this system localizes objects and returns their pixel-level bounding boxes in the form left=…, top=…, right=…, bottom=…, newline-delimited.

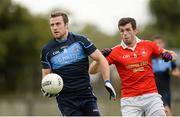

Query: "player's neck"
left=56, top=31, right=68, bottom=40
left=127, top=39, right=136, bottom=48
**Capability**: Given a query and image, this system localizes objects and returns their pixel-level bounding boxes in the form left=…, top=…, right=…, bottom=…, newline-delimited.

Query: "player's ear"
left=65, top=23, right=68, bottom=29
left=134, top=29, right=139, bottom=35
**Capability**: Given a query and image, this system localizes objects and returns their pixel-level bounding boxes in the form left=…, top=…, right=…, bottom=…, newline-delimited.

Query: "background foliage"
left=141, top=0, right=180, bottom=47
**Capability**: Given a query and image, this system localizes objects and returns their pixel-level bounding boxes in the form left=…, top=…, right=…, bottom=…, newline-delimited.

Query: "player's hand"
left=41, top=88, right=59, bottom=98
left=162, top=52, right=172, bottom=62
left=101, top=48, right=112, bottom=57
left=104, top=80, right=116, bottom=100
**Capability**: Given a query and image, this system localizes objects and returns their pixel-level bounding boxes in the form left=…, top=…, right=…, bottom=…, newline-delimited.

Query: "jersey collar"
left=120, top=36, right=141, bottom=51
left=55, top=38, right=67, bottom=43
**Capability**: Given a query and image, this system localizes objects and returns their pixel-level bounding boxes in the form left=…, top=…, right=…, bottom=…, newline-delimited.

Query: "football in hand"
left=41, top=73, right=63, bottom=94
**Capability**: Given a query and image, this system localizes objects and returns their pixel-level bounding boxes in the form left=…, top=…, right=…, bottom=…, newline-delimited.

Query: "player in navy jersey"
left=40, top=11, right=116, bottom=116
left=152, top=36, right=180, bottom=116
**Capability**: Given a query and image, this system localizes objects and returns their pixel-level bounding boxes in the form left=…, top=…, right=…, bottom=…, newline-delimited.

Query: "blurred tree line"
left=0, top=0, right=51, bottom=94
left=0, top=0, right=179, bottom=95
left=141, top=0, right=180, bottom=47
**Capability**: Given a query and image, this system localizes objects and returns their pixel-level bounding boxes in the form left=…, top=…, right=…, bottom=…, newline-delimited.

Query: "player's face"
left=50, top=16, right=68, bottom=39
left=119, top=23, right=138, bottom=46
left=153, top=39, right=165, bottom=48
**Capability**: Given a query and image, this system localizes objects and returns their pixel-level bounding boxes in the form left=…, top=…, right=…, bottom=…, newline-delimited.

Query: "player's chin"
left=53, top=35, right=61, bottom=39
left=124, top=40, right=131, bottom=45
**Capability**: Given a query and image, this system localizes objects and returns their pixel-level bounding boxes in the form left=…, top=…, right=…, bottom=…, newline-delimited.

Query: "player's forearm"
left=89, top=49, right=110, bottom=80
left=99, top=57, right=110, bottom=81
left=172, top=68, right=180, bottom=78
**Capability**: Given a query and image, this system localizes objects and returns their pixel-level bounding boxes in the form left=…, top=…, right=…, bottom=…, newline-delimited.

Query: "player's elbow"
left=89, top=69, right=97, bottom=74
left=89, top=61, right=99, bottom=74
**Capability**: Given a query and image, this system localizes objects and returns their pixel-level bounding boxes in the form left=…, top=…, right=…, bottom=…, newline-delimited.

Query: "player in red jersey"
left=89, top=17, right=177, bottom=116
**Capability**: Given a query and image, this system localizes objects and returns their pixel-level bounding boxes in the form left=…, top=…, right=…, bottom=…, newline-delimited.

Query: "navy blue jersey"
left=41, top=32, right=97, bottom=95
left=152, top=58, right=177, bottom=92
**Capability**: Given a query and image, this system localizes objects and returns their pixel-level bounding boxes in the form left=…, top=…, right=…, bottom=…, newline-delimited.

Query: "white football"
left=41, top=73, right=63, bottom=94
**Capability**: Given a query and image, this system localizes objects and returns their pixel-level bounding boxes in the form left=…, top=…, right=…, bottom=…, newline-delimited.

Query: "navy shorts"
left=56, top=88, right=100, bottom=116
left=159, top=91, right=171, bottom=107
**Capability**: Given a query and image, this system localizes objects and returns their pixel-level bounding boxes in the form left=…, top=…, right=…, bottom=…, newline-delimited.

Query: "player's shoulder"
left=41, top=39, right=55, bottom=52
left=140, top=39, right=153, bottom=43
left=112, top=44, right=122, bottom=52
left=70, top=32, right=88, bottom=41
left=139, top=39, right=155, bottom=46
left=108, top=45, right=123, bottom=57
left=112, top=45, right=120, bottom=49
left=112, top=44, right=123, bottom=50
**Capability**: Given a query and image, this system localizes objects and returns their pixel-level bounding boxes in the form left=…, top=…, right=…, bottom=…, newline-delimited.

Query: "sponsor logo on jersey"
left=53, top=51, right=60, bottom=55
left=123, top=54, right=130, bottom=59
left=141, top=49, right=147, bottom=57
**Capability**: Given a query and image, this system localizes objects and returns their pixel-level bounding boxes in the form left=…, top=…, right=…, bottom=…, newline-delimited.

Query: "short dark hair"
left=50, top=11, right=69, bottom=24
left=118, top=17, right=136, bottom=30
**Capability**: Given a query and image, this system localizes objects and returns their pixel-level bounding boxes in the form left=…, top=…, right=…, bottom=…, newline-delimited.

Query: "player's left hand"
left=101, top=48, right=112, bottom=57
left=104, top=80, right=116, bottom=100
left=41, top=88, right=59, bottom=98
left=162, top=50, right=177, bottom=62
left=162, top=52, right=172, bottom=62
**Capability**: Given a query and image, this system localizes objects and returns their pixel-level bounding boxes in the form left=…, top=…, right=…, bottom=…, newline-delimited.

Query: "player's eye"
left=125, top=28, right=130, bottom=31
left=120, top=29, right=124, bottom=33
left=56, top=22, right=61, bottom=26
left=126, top=28, right=132, bottom=32
left=50, top=23, right=54, bottom=27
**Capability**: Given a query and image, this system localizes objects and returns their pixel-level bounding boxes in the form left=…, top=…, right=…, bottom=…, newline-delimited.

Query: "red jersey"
left=106, top=39, right=163, bottom=97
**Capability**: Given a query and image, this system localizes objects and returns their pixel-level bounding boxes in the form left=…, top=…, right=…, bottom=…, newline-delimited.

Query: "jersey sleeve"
left=106, top=56, right=113, bottom=65
left=77, top=36, right=97, bottom=55
left=171, top=61, right=177, bottom=70
left=40, top=48, right=51, bottom=69
left=149, top=41, right=164, bottom=56
left=106, top=49, right=116, bottom=65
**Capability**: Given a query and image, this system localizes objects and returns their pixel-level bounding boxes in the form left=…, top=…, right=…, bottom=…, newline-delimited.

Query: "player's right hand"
left=101, top=48, right=112, bottom=57
left=41, top=88, right=59, bottom=98
left=104, top=80, right=116, bottom=100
